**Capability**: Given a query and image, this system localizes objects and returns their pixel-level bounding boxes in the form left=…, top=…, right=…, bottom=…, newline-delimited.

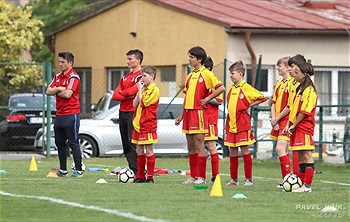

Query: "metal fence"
left=0, top=61, right=349, bottom=164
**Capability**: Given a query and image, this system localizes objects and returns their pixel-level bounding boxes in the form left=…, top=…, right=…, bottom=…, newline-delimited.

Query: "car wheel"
left=343, top=137, right=350, bottom=163
left=78, top=135, right=98, bottom=158
left=205, top=139, right=228, bottom=160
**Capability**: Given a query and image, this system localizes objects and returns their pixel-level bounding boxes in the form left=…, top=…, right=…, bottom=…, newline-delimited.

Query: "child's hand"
left=175, top=116, right=183, bottom=126
left=137, top=81, right=143, bottom=90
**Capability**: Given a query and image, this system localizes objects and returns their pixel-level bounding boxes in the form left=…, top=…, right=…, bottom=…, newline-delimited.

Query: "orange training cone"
left=29, top=156, right=38, bottom=171
left=47, top=172, right=58, bottom=178
left=210, top=174, right=223, bottom=197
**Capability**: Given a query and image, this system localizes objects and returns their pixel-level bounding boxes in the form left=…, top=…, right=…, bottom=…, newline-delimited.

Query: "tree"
left=0, top=0, right=44, bottom=106
left=30, top=0, right=115, bottom=64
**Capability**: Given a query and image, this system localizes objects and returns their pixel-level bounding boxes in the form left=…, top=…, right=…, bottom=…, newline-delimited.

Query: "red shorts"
left=182, top=109, right=207, bottom=134
left=224, top=130, right=255, bottom=147
left=269, top=119, right=289, bottom=141
left=131, top=130, right=158, bottom=145
left=205, top=124, right=218, bottom=141
left=289, top=128, right=315, bottom=151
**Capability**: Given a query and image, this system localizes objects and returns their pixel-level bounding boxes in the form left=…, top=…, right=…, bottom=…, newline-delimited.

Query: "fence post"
left=45, top=63, right=52, bottom=158
left=318, top=107, right=324, bottom=162
left=252, top=108, right=258, bottom=159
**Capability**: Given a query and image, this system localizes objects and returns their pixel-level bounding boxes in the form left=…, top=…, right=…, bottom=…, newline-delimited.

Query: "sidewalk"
left=0, top=153, right=46, bottom=160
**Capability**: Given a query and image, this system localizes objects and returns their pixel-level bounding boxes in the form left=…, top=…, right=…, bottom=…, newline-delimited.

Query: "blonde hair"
left=277, top=56, right=290, bottom=66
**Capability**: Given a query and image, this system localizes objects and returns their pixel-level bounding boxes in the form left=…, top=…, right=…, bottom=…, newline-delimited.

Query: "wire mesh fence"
left=0, top=61, right=349, bottom=163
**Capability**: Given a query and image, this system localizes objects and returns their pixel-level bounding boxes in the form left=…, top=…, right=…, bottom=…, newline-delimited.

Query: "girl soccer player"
left=287, top=62, right=317, bottom=192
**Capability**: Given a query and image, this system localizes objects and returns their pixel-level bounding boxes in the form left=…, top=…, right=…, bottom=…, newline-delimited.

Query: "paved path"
left=0, top=153, right=46, bottom=160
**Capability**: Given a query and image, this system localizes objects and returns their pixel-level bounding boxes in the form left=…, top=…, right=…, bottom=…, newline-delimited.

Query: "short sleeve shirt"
left=183, top=66, right=223, bottom=110
left=272, top=76, right=294, bottom=121
left=132, top=83, right=160, bottom=133
left=226, top=80, right=267, bottom=133
left=287, top=81, right=300, bottom=109
left=49, top=68, right=80, bottom=115
left=288, top=85, right=317, bottom=133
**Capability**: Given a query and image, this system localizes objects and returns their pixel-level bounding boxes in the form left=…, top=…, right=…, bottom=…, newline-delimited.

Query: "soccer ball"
left=118, top=168, right=135, bottom=183
left=71, top=162, right=86, bottom=171
left=282, top=173, right=302, bottom=192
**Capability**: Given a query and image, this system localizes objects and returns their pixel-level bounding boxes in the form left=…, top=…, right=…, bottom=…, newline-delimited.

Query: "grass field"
left=0, top=156, right=349, bottom=222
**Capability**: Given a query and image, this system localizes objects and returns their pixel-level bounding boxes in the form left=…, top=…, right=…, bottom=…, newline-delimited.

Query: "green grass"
left=0, top=157, right=349, bottom=222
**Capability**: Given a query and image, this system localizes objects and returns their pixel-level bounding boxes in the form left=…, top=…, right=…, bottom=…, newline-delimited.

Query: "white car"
left=35, top=97, right=227, bottom=159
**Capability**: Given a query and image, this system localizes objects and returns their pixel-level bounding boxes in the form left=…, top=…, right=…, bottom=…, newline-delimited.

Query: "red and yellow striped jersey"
left=288, top=85, right=317, bottom=133
left=272, top=76, right=294, bottom=121
left=183, top=66, right=223, bottom=110
left=133, top=83, right=160, bottom=133
left=287, top=80, right=300, bottom=110
left=226, top=80, right=267, bottom=133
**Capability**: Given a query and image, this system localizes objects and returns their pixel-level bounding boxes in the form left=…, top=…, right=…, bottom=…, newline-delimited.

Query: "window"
left=246, top=64, right=274, bottom=95
left=157, top=104, right=182, bottom=119
left=160, top=66, right=176, bottom=82
left=314, top=70, right=331, bottom=106
left=314, top=67, right=350, bottom=116
left=107, top=68, right=130, bottom=91
left=338, top=71, right=350, bottom=115
left=75, top=68, right=92, bottom=118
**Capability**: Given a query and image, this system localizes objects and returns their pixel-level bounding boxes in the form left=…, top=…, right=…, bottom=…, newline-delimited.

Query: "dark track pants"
left=119, top=111, right=138, bottom=174
left=54, top=114, right=82, bottom=171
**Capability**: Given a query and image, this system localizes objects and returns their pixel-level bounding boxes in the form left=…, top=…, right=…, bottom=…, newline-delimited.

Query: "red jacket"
left=112, top=69, right=142, bottom=112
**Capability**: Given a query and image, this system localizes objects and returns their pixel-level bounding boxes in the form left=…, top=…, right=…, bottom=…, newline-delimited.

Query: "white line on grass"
left=0, top=191, right=166, bottom=222
left=319, top=180, right=350, bottom=186
left=206, top=173, right=350, bottom=186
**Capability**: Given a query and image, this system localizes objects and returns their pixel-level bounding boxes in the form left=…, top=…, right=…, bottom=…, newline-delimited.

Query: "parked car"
left=0, top=93, right=56, bottom=149
left=343, top=114, right=350, bottom=163
left=90, top=90, right=119, bottom=117
left=35, top=97, right=228, bottom=158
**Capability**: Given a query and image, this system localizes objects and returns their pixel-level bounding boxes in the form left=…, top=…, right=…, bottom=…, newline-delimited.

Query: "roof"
left=152, top=0, right=350, bottom=34
left=46, top=0, right=350, bottom=39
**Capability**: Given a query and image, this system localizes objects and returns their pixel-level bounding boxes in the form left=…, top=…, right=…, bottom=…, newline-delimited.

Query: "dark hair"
left=288, top=54, right=306, bottom=66
left=58, top=52, right=74, bottom=64
left=126, top=49, right=143, bottom=64
left=142, top=65, right=157, bottom=80
left=296, top=62, right=317, bottom=94
left=188, top=46, right=207, bottom=65
left=229, top=60, right=245, bottom=76
left=204, top=56, right=214, bottom=71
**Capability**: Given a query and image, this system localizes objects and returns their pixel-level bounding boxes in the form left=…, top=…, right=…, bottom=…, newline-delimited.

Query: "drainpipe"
left=245, top=31, right=257, bottom=87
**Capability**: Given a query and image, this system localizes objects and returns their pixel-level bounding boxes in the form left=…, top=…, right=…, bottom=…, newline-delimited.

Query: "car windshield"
left=93, top=105, right=119, bottom=120
left=9, top=94, right=56, bottom=109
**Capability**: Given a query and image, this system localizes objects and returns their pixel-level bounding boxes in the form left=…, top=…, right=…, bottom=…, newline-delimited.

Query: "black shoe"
left=145, top=178, right=154, bottom=183
left=211, top=177, right=216, bottom=183
left=133, top=178, right=145, bottom=183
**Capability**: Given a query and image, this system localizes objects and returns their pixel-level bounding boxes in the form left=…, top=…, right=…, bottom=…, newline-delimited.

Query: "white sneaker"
left=227, top=179, right=239, bottom=186
left=243, top=179, right=253, bottom=186
left=292, top=185, right=312, bottom=192
left=182, top=177, right=196, bottom=184
left=193, top=177, right=206, bottom=184
left=276, top=182, right=283, bottom=189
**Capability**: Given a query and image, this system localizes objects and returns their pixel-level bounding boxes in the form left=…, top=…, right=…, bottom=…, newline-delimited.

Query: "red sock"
left=211, top=153, right=219, bottom=179
left=304, top=167, right=314, bottom=186
left=292, top=151, right=299, bottom=174
left=279, top=154, right=291, bottom=179
left=198, top=156, right=207, bottom=179
left=146, top=154, right=155, bottom=180
left=189, top=153, right=198, bottom=179
left=137, top=154, right=146, bottom=179
left=243, top=154, right=252, bottom=180
left=230, top=156, right=239, bottom=179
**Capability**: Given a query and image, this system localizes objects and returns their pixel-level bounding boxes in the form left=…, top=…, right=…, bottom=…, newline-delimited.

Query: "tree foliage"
left=30, top=0, right=115, bottom=64
left=0, top=0, right=44, bottom=105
